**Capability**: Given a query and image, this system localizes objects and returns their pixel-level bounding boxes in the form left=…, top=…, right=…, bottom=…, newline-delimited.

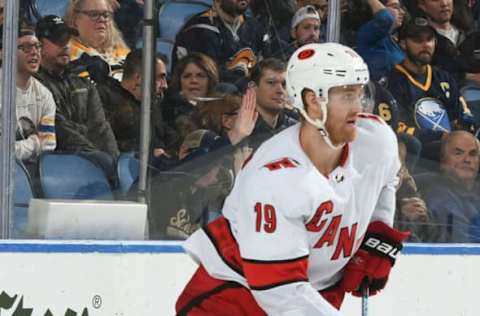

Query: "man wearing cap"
left=34, top=15, right=119, bottom=177
left=2, top=25, right=57, bottom=162
left=385, top=17, right=474, bottom=148
left=291, top=5, right=321, bottom=48
left=273, top=5, right=321, bottom=61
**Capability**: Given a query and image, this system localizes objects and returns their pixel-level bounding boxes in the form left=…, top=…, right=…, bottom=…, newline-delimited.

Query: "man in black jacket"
left=35, top=15, right=119, bottom=178
left=173, top=0, right=269, bottom=84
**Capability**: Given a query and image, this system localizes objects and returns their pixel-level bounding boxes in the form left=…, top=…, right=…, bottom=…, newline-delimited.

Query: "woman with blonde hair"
left=64, top=0, right=130, bottom=80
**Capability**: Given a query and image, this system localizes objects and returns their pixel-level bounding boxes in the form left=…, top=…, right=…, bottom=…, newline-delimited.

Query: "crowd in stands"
left=2, top=0, right=480, bottom=242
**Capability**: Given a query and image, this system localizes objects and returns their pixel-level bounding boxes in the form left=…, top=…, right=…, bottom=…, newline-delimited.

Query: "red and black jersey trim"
left=242, top=255, right=309, bottom=291
left=176, top=280, right=243, bottom=316
left=203, top=216, right=244, bottom=276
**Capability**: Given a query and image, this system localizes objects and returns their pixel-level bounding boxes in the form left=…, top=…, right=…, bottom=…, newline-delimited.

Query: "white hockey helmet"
left=286, top=43, right=370, bottom=146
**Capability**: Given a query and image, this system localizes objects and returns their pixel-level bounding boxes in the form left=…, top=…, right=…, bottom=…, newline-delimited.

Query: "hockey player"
left=175, top=42, right=409, bottom=315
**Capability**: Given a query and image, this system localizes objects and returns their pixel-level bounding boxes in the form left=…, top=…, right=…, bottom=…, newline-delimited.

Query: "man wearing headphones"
left=175, top=43, right=409, bottom=315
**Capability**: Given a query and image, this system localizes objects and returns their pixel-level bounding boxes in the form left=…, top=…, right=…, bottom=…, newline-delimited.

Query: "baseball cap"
left=291, top=5, right=320, bottom=30
left=399, top=17, right=436, bottom=40
left=458, top=32, right=480, bottom=73
left=35, top=15, right=79, bottom=42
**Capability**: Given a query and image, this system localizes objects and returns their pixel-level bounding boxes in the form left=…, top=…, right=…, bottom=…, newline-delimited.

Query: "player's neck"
left=402, top=59, right=427, bottom=76
left=300, top=123, right=343, bottom=177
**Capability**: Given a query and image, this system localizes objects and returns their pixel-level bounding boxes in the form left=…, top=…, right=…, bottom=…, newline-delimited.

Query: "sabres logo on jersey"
left=414, top=97, right=451, bottom=132
left=263, top=157, right=300, bottom=171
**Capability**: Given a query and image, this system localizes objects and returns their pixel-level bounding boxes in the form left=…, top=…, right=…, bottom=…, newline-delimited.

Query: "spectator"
left=423, top=130, right=480, bottom=242
left=458, top=32, right=480, bottom=127
left=35, top=15, right=119, bottom=178
left=193, top=90, right=258, bottom=146
left=173, top=0, right=268, bottom=83
left=2, top=27, right=56, bottom=162
left=64, top=0, right=130, bottom=81
left=113, top=0, right=144, bottom=49
left=250, top=0, right=296, bottom=54
left=417, top=0, right=473, bottom=77
left=356, top=0, right=406, bottom=81
left=161, top=52, right=219, bottom=146
left=264, top=4, right=321, bottom=61
left=297, top=0, right=343, bottom=42
left=96, top=49, right=175, bottom=157
left=395, top=139, right=438, bottom=242
left=247, top=57, right=297, bottom=149
left=289, top=6, right=321, bottom=52
left=147, top=129, right=235, bottom=240
left=385, top=17, right=473, bottom=146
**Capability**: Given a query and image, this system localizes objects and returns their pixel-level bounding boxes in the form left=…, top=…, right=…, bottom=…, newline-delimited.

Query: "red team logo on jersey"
left=263, top=157, right=299, bottom=171
left=306, top=201, right=358, bottom=260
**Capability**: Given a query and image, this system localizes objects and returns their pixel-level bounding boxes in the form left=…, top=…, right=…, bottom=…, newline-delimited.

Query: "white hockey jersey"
left=184, top=114, right=400, bottom=316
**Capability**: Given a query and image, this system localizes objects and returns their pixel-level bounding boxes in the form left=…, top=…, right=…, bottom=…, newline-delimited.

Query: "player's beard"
left=220, top=0, right=248, bottom=17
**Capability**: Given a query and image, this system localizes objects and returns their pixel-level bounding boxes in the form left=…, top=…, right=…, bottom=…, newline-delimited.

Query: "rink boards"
left=0, top=241, right=476, bottom=316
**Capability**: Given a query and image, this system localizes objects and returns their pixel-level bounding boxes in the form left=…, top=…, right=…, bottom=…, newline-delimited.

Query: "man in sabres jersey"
left=175, top=43, right=409, bottom=315
left=385, top=17, right=474, bottom=145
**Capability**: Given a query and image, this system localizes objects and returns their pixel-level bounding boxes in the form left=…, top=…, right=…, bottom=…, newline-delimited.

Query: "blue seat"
left=156, top=38, right=175, bottom=74
left=39, top=153, right=113, bottom=200
left=14, top=160, right=35, bottom=237
left=36, top=0, right=68, bottom=18
left=117, top=152, right=140, bottom=194
left=158, top=1, right=210, bottom=42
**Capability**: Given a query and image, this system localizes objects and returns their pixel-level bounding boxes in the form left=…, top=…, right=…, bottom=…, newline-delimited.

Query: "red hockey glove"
left=340, top=221, right=410, bottom=296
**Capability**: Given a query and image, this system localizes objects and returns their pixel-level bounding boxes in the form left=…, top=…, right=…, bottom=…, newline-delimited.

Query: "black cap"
left=459, top=32, right=480, bottom=73
left=399, top=17, right=436, bottom=40
left=35, top=15, right=79, bottom=42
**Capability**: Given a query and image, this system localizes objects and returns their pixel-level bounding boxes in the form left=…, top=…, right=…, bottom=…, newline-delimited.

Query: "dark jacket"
left=35, top=67, right=119, bottom=157
left=173, top=7, right=268, bottom=83
left=245, top=109, right=298, bottom=150
left=424, top=175, right=480, bottom=243
left=96, top=78, right=141, bottom=152
left=385, top=64, right=472, bottom=143
left=96, top=78, right=177, bottom=154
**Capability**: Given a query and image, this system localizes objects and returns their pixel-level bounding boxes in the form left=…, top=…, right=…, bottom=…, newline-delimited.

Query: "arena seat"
left=38, top=152, right=113, bottom=200
left=158, top=1, right=210, bottom=42
left=36, top=0, right=68, bottom=18
left=117, top=152, right=140, bottom=194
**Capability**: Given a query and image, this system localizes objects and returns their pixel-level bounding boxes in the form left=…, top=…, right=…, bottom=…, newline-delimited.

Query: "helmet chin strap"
left=298, top=100, right=344, bottom=150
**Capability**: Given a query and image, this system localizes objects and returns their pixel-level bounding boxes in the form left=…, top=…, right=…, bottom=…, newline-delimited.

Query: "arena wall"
left=0, top=242, right=475, bottom=316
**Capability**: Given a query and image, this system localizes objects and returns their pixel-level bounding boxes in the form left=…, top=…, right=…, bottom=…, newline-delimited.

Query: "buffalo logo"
left=414, top=97, right=451, bottom=132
